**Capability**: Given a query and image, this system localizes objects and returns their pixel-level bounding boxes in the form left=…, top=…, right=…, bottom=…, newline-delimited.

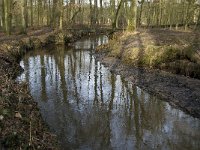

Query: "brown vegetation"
left=97, top=28, right=200, bottom=79
left=95, top=28, right=200, bottom=118
left=0, top=28, right=90, bottom=149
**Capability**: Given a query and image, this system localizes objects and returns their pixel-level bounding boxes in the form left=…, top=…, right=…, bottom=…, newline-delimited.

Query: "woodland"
left=0, top=0, right=200, bottom=149
left=0, top=0, right=200, bottom=34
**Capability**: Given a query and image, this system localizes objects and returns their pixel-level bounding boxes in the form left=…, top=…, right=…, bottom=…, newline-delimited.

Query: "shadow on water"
left=17, top=35, right=200, bottom=150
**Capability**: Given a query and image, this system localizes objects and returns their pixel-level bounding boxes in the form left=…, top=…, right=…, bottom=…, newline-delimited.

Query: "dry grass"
left=97, top=29, right=200, bottom=78
left=0, top=74, right=58, bottom=149
left=0, top=28, right=93, bottom=149
left=0, top=48, right=58, bottom=149
left=0, top=29, right=61, bottom=149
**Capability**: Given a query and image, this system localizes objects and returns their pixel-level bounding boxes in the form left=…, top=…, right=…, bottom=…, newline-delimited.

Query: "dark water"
left=17, top=35, right=200, bottom=150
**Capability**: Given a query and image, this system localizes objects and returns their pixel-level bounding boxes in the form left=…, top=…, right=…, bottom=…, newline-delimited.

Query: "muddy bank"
left=101, top=29, right=200, bottom=79
left=0, top=28, right=90, bottom=149
left=95, top=29, right=200, bottom=118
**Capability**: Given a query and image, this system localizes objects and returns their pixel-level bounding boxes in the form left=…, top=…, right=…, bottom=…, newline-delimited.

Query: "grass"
left=97, top=29, right=200, bottom=79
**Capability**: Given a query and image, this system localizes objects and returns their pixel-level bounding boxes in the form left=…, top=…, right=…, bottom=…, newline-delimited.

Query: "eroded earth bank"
left=96, top=29, right=200, bottom=118
left=0, top=28, right=89, bottom=149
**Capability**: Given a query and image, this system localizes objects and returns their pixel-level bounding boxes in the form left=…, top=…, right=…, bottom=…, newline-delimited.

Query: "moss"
left=108, top=46, right=121, bottom=58
left=2, top=132, right=22, bottom=149
left=122, top=47, right=140, bottom=65
left=29, top=38, right=42, bottom=49
left=107, top=40, right=122, bottom=58
left=98, top=31, right=200, bottom=78
left=150, top=46, right=179, bottom=66
left=160, top=60, right=200, bottom=78
left=45, top=35, right=56, bottom=44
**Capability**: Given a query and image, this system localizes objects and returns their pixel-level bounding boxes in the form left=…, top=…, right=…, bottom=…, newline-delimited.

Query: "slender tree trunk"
left=52, top=0, right=57, bottom=27
left=156, top=3, right=159, bottom=26
left=138, top=0, right=144, bottom=27
left=47, top=0, right=51, bottom=26
left=147, top=0, right=151, bottom=27
left=4, top=0, right=8, bottom=34
left=8, top=0, right=12, bottom=33
left=89, top=0, right=93, bottom=26
left=112, top=0, right=123, bottom=29
left=59, top=0, right=64, bottom=29
left=70, top=0, right=75, bottom=24
left=185, top=1, right=191, bottom=30
left=195, top=6, right=200, bottom=30
left=127, top=0, right=137, bottom=31
left=100, top=0, right=103, bottom=25
left=40, top=0, right=44, bottom=26
left=21, top=0, right=26, bottom=33
left=110, top=0, right=115, bottom=24
left=4, top=0, right=11, bottom=35
left=24, top=0, right=28, bottom=27
left=30, top=0, right=33, bottom=26
left=158, top=0, right=162, bottom=26
left=94, top=0, right=98, bottom=25
left=71, top=7, right=81, bottom=23
left=1, top=0, right=5, bottom=31
left=37, top=0, right=40, bottom=26
left=43, top=1, right=45, bottom=25
left=169, top=1, right=173, bottom=30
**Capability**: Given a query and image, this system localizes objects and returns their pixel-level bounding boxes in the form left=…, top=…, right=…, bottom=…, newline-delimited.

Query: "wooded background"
left=0, top=0, right=200, bottom=35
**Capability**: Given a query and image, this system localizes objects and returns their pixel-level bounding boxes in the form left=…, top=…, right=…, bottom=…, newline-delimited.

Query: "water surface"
left=18, top=35, right=200, bottom=150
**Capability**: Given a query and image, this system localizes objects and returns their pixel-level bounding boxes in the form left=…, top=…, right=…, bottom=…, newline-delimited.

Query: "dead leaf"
left=15, top=112, right=22, bottom=119
left=0, top=115, right=4, bottom=120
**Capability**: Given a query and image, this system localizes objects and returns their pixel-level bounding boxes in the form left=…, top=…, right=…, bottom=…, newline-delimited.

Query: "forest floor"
left=1, top=27, right=200, bottom=148
left=95, top=28, right=200, bottom=118
left=0, top=27, right=53, bottom=43
left=0, top=27, right=89, bottom=149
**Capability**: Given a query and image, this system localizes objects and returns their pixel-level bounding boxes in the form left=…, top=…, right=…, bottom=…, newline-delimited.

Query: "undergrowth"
left=97, top=30, right=200, bottom=79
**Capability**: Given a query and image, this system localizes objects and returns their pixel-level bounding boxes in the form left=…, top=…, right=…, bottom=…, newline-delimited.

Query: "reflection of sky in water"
left=75, top=35, right=108, bottom=49
left=17, top=36, right=200, bottom=150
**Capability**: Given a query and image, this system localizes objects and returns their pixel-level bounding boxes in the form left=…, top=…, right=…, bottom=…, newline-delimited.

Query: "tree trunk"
left=100, top=0, right=103, bottom=25
left=24, top=0, right=28, bottom=27
left=94, top=0, right=98, bottom=25
left=21, top=0, right=27, bottom=33
left=52, top=0, right=57, bottom=27
left=4, top=0, right=11, bottom=35
left=147, top=0, right=151, bottom=27
left=47, top=0, right=51, bottom=26
left=89, top=0, right=93, bottom=26
left=158, top=0, right=163, bottom=26
left=110, top=0, right=115, bottom=23
left=71, top=8, right=81, bottom=23
left=185, top=1, right=191, bottom=30
left=59, top=0, right=64, bottom=29
left=1, top=0, right=5, bottom=31
left=30, top=0, right=33, bottom=26
left=138, top=0, right=144, bottom=27
left=112, top=0, right=123, bottom=29
left=127, top=0, right=137, bottom=31
left=195, top=6, right=200, bottom=30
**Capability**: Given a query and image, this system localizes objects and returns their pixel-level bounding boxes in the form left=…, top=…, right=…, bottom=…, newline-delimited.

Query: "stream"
left=17, top=35, right=200, bottom=150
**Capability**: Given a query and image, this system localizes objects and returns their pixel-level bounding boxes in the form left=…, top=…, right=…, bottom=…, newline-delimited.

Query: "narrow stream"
left=17, top=35, right=200, bottom=150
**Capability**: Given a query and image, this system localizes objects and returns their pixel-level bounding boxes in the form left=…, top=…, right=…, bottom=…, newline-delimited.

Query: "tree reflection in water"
left=17, top=35, right=200, bottom=150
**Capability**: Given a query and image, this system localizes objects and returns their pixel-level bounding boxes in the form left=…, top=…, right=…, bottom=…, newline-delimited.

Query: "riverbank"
left=0, top=28, right=90, bottom=149
left=95, top=28, right=200, bottom=118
